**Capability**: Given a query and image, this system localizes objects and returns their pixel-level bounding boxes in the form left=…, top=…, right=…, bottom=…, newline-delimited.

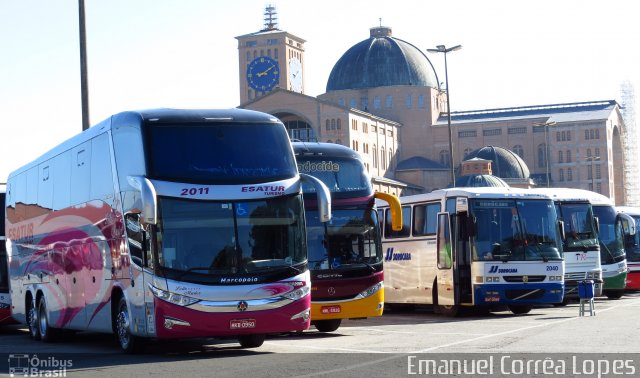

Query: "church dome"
left=462, top=146, right=530, bottom=180
left=326, top=26, right=439, bottom=91
left=454, top=174, right=510, bottom=188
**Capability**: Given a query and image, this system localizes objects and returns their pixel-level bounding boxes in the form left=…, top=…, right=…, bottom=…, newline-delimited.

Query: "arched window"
left=381, top=147, right=386, bottom=169
left=537, top=144, right=547, bottom=168
left=567, top=168, right=573, bottom=181
left=512, top=145, right=524, bottom=159
left=284, top=120, right=316, bottom=142
left=389, top=150, right=393, bottom=169
left=325, top=120, right=330, bottom=131
left=336, top=119, right=341, bottom=129
left=373, top=144, right=378, bottom=168
left=331, top=119, right=336, bottom=130
left=326, top=139, right=333, bottom=143
left=335, top=139, right=342, bottom=145
left=558, top=150, right=564, bottom=163
left=559, top=169, right=564, bottom=182
left=566, top=150, right=572, bottom=163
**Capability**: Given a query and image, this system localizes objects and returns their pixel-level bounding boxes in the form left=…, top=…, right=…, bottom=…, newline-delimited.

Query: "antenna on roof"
left=263, top=4, right=278, bottom=31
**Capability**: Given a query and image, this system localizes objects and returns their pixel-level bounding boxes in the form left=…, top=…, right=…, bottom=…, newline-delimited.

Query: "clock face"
left=289, top=57, right=303, bottom=93
left=247, top=56, right=280, bottom=92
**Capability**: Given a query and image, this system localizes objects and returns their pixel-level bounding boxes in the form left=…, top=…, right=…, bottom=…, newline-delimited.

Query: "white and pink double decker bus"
left=5, top=109, right=330, bottom=352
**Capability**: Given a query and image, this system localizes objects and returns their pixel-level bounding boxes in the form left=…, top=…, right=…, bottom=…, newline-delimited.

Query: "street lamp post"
left=585, top=156, right=600, bottom=190
left=427, top=44, right=462, bottom=185
left=533, top=121, right=556, bottom=187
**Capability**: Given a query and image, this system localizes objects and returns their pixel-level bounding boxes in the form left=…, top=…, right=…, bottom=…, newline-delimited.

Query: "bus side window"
left=386, top=206, right=411, bottom=238
left=413, top=203, right=439, bottom=236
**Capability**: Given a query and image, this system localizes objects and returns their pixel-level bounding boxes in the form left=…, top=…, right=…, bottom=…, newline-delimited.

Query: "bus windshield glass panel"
left=556, top=203, right=598, bottom=250
left=592, top=205, right=625, bottom=263
left=155, top=195, right=306, bottom=280
left=147, top=123, right=297, bottom=184
left=297, top=156, right=371, bottom=197
left=625, top=217, right=640, bottom=263
left=306, top=208, right=381, bottom=270
left=471, top=199, right=562, bottom=262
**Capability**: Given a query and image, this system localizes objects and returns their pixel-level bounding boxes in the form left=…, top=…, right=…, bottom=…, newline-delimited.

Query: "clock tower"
left=236, top=5, right=306, bottom=105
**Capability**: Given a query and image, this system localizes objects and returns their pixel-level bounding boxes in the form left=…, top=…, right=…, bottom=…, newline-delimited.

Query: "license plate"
left=230, top=319, right=256, bottom=329
left=321, top=305, right=341, bottom=314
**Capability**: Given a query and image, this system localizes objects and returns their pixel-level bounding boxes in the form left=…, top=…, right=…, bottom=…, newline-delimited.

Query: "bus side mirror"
left=593, top=216, right=600, bottom=235
left=374, top=192, right=402, bottom=231
left=558, top=220, right=566, bottom=241
left=127, top=175, right=158, bottom=225
left=299, top=173, right=332, bottom=222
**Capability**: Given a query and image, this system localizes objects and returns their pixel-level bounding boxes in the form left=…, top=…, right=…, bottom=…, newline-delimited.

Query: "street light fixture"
left=427, top=44, right=462, bottom=185
left=533, top=121, right=556, bottom=187
left=585, top=156, right=601, bottom=190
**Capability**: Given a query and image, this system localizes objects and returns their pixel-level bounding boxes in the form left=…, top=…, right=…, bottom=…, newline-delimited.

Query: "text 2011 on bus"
left=293, top=142, right=401, bottom=332
left=379, top=187, right=565, bottom=316
left=5, top=109, right=331, bottom=352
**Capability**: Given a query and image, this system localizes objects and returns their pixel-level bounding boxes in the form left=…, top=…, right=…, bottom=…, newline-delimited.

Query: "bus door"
left=436, top=212, right=455, bottom=306
left=124, top=212, right=150, bottom=336
left=453, top=211, right=473, bottom=305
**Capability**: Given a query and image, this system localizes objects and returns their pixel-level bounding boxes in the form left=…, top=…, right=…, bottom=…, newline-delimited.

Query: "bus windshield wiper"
left=527, top=243, right=549, bottom=262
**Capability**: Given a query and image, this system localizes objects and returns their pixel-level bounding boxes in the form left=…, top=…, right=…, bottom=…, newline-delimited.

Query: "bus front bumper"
left=311, top=289, right=384, bottom=321
left=474, top=283, right=564, bottom=305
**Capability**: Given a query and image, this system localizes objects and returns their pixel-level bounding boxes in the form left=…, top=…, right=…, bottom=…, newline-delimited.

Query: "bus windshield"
left=155, top=195, right=306, bottom=281
left=625, top=216, right=640, bottom=263
left=556, top=202, right=598, bottom=251
left=147, top=123, right=297, bottom=184
left=297, top=156, right=371, bottom=197
left=306, top=208, right=381, bottom=270
left=592, top=205, right=625, bottom=264
left=471, top=199, right=562, bottom=262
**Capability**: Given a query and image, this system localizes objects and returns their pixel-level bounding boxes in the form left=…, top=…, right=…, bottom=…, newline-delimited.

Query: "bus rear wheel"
left=508, top=304, right=532, bottom=315
left=38, top=298, right=60, bottom=342
left=27, top=298, right=40, bottom=340
left=314, top=319, right=342, bottom=333
left=115, top=297, right=144, bottom=353
left=438, top=305, right=461, bottom=317
left=238, top=334, right=265, bottom=348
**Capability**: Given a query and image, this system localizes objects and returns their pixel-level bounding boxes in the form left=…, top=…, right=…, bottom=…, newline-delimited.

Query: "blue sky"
left=1, top=0, right=639, bottom=180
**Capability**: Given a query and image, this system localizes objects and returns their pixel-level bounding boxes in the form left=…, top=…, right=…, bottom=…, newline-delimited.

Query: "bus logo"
left=327, top=287, right=336, bottom=296
left=488, top=265, right=518, bottom=274
left=237, top=301, right=248, bottom=312
left=384, top=248, right=411, bottom=262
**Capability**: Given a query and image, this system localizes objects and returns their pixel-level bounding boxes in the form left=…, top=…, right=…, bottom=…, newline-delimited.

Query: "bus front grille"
left=502, top=275, right=546, bottom=283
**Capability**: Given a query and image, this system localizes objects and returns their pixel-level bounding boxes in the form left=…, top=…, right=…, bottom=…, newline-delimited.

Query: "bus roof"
left=8, top=108, right=281, bottom=179
left=292, top=142, right=362, bottom=161
left=530, top=188, right=612, bottom=205
left=386, top=186, right=555, bottom=206
left=617, top=206, right=640, bottom=216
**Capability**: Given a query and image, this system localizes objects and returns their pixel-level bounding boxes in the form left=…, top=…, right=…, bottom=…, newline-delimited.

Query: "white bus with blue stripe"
left=379, top=187, right=564, bottom=316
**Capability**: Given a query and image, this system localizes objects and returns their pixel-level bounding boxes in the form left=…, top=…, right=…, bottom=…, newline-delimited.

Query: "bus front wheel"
left=508, top=304, right=532, bottom=315
left=115, top=297, right=144, bottom=353
left=238, top=334, right=265, bottom=348
left=605, top=290, right=624, bottom=300
left=314, top=319, right=342, bottom=333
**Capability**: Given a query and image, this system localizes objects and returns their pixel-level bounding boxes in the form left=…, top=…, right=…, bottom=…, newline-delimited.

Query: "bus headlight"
left=149, top=285, right=200, bottom=306
left=355, top=282, right=383, bottom=300
left=284, top=285, right=310, bottom=301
